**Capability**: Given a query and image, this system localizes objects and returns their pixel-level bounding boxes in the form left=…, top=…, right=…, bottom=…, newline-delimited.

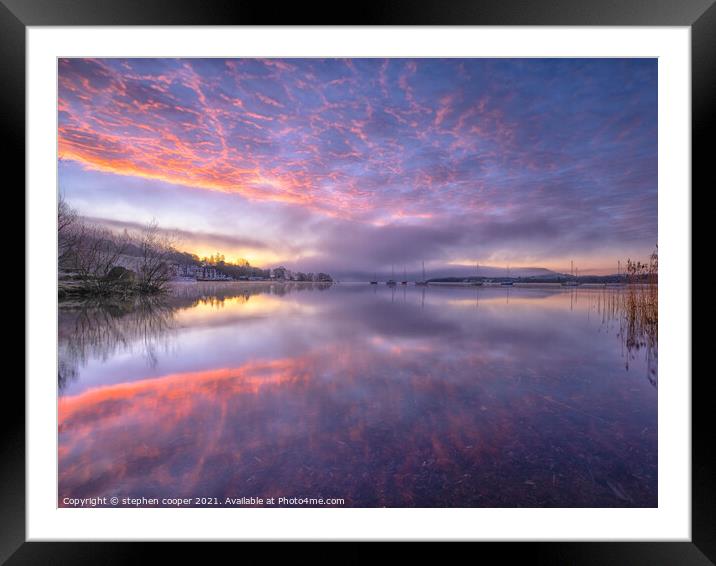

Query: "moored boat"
left=415, top=261, right=428, bottom=285
left=387, top=265, right=397, bottom=286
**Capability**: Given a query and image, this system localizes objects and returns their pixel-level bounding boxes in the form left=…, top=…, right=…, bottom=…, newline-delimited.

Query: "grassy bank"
left=58, top=267, right=168, bottom=300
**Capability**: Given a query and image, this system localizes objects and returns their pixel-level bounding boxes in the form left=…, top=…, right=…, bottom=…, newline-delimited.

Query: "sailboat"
left=401, top=266, right=408, bottom=285
left=562, top=260, right=579, bottom=286
left=386, top=265, right=397, bottom=286
left=472, top=262, right=483, bottom=286
left=501, top=265, right=514, bottom=286
left=370, top=272, right=378, bottom=285
left=415, top=261, right=428, bottom=286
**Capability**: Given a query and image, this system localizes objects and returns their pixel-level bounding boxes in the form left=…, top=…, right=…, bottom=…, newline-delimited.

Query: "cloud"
left=86, top=216, right=272, bottom=253
left=59, top=58, right=658, bottom=273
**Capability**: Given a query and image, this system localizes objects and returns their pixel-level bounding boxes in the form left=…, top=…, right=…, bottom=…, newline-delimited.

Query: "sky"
left=58, top=58, right=657, bottom=277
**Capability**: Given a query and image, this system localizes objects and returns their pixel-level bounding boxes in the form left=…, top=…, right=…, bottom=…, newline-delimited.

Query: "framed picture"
left=8, top=0, right=705, bottom=561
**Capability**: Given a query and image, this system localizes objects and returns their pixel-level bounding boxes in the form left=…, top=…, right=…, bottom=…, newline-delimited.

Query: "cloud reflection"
left=59, top=284, right=657, bottom=507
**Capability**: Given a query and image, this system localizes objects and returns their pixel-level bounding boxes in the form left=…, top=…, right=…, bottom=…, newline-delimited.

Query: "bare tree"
left=134, top=220, right=176, bottom=293
left=58, top=194, right=77, bottom=235
left=58, top=194, right=82, bottom=267
left=71, top=224, right=132, bottom=294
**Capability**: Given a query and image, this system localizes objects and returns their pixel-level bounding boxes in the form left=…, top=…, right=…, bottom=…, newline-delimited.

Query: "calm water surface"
left=58, top=282, right=657, bottom=507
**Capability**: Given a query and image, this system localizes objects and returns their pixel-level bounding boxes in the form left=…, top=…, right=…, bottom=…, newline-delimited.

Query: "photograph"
left=56, top=57, right=658, bottom=509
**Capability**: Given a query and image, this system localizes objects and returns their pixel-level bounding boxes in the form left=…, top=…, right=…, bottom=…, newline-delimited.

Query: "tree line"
left=199, top=253, right=271, bottom=279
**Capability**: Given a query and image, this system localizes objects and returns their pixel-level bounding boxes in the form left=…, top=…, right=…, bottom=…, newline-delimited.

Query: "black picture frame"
left=5, top=0, right=706, bottom=562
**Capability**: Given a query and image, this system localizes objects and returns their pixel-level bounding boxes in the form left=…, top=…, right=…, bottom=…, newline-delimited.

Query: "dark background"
left=3, top=0, right=708, bottom=563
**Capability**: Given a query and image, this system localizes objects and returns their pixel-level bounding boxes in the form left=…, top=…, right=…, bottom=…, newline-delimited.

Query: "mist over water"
left=58, top=282, right=657, bottom=507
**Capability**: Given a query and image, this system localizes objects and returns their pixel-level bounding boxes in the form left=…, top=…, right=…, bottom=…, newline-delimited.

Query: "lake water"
left=58, top=282, right=657, bottom=507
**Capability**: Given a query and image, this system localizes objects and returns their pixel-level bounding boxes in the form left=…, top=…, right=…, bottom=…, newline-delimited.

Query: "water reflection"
left=59, top=297, right=176, bottom=392
left=58, top=283, right=657, bottom=507
left=590, top=286, right=658, bottom=386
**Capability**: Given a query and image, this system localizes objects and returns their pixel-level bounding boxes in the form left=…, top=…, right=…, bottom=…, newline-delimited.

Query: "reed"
left=623, top=246, right=658, bottom=348
left=594, top=246, right=658, bottom=385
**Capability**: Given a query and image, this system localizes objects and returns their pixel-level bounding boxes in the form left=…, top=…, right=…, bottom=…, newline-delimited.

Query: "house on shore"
left=172, top=263, right=233, bottom=281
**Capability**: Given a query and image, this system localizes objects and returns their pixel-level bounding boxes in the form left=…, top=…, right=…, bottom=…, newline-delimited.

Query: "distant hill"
left=329, top=265, right=561, bottom=282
